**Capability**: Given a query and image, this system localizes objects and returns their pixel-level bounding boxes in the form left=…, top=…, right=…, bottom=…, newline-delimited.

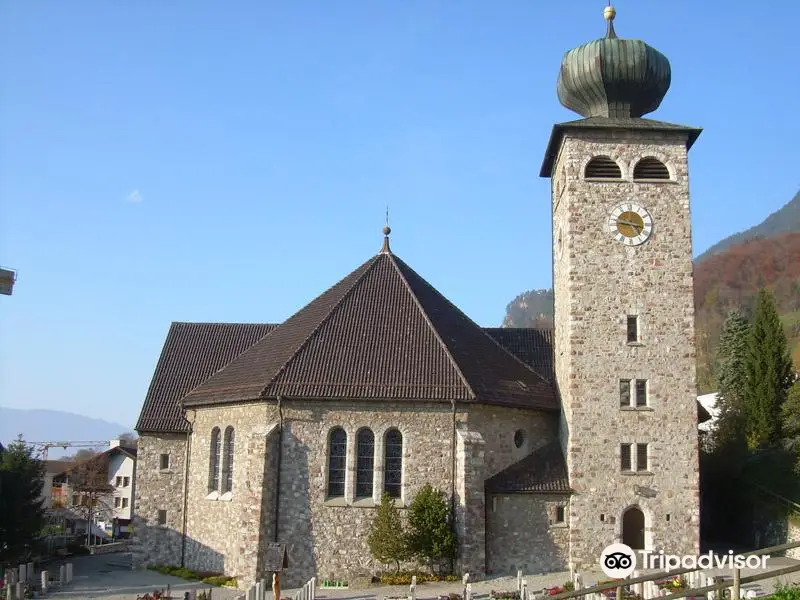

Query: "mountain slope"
left=696, top=190, right=800, bottom=262
left=502, top=189, right=800, bottom=393
left=0, top=407, right=132, bottom=457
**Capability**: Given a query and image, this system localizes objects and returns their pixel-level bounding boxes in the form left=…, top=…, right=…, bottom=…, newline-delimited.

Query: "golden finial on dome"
left=604, top=3, right=617, bottom=38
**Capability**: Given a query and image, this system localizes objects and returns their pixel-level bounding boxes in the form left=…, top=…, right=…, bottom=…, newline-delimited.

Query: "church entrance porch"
left=622, top=506, right=645, bottom=550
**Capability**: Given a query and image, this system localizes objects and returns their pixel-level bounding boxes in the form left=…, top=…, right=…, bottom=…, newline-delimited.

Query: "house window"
left=114, top=497, right=121, bottom=508
left=123, top=476, right=130, bottom=487
left=221, top=426, right=235, bottom=493
left=619, top=379, right=631, bottom=407
left=384, top=429, right=403, bottom=499
left=627, top=315, right=639, bottom=342
left=159, top=453, right=170, bottom=470
left=637, top=443, right=649, bottom=472
left=327, top=427, right=347, bottom=498
left=621, top=444, right=632, bottom=471
left=355, top=428, right=375, bottom=499
left=555, top=506, right=566, bottom=523
left=635, top=380, right=648, bottom=407
left=208, top=427, right=221, bottom=492
left=157, top=510, right=167, bottom=525
left=122, top=498, right=129, bottom=508
left=116, top=476, right=122, bottom=486
left=72, top=494, right=79, bottom=506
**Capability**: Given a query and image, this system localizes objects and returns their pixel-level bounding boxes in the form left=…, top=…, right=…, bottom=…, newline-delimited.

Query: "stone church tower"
left=541, top=6, right=702, bottom=568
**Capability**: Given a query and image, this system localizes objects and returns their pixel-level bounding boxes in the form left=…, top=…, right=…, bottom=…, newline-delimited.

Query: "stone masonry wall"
left=275, top=400, right=459, bottom=588
left=466, top=405, right=559, bottom=479
left=550, top=129, right=700, bottom=570
left=486, top=494, right=570, bottom=576
left=147, top=399, right=560, bottom=587
left=132, top=433, right=188, bottom=570
left=183, top=402, right=272, bottom=585
left=455, top=429, right=486, bottom=577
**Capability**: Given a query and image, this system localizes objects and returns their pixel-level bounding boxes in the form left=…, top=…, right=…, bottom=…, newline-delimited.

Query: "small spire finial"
left=381, top=206, right=391, bottom=253
left=604, top=3, right=617, bottom=39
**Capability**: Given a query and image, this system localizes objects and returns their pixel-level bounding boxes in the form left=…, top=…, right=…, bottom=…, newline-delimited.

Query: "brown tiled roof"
left=483, top=328, right=554, bottom=382
left=135, top=323, right=279, bottom=433
left=485, top=440, right=572, bottom=494
left=45, top=460, right=74, bottom=475
left=181, top=250, right=559, bottom=411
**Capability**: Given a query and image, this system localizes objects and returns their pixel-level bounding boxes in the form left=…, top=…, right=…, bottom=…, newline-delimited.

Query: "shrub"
left=368, top=494, right=410, bottom=572
left=405, top=484, right=457, bottom=573
left=202, top=575, right=237, bottom=587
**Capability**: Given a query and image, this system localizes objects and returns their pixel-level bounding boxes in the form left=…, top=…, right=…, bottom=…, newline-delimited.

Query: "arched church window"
left=384, top=429, right=403, bottom=499
left=633, top=157, right=670, bottom=180
left=208, top=427, right=221, bottom=492
left=584, top=156, right=622, bottom=179
left=327, top=427, right=347, bottom=498
left=356, top=428, right=375, bottom=499
left=221, top=426, right=235, bottom=493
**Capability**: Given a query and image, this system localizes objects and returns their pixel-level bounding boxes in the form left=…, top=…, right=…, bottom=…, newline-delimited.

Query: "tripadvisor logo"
left=600, top=544, right=769, bottom=576
left=601, top=543, right=637, bottom=578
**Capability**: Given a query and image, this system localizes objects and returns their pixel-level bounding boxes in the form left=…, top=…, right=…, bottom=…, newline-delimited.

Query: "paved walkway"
left=26, top=553, right=800, bottom=600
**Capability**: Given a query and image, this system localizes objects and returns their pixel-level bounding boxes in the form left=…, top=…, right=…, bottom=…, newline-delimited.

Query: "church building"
left=132, top=7, right=707, bottom=589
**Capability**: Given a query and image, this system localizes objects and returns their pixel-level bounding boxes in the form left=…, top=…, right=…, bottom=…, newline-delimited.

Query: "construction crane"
left=25, top=440, right=109, bottom=461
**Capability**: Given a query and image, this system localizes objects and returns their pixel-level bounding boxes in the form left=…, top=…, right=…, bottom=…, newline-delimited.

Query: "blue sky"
left=1, top=1, right=798, bottom=430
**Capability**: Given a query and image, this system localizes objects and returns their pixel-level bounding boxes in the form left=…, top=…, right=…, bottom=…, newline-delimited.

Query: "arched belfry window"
left=221, top=426, right=235, bottom=493
left=633, top=157, right=670, bottom=180
left=584, top=156, right=622, bottom=179
left=208, top=427, right=221, bottom=492
left=384, top=429, right=403, bottom=499
left=356, top=428, right=375, bottom=499
left=327, top=427, right=347, bottom=498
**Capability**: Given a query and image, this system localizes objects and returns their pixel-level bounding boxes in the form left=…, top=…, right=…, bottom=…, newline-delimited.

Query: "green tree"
left=712, top=310, right=751, bottom=454
left=781, top=382, right=800, bottom=472
left=743, top=289, right=796, bottom=450
left=0, top=436, right=46, bottom=562
left=405, top=484, right=456, bottom=573
left=367, top=493, right=409, bottom=572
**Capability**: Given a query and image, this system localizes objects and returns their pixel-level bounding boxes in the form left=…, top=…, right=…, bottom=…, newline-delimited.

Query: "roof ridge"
left=261, top=255, right=382, bottom=395
left=386, top=254, right=476, bottom=400
left=481, top=329, right=555, bottom=387
left=172, top=321, right=280, bottom=327
left=179, top=325, right=280, bottom=405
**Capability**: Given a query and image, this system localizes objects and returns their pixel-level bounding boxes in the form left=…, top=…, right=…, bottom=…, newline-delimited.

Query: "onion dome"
left=556, top=5, right=671, bottom=118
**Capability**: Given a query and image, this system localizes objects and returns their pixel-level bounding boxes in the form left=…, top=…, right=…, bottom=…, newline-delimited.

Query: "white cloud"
left=125, top=189, right=143, bottom=204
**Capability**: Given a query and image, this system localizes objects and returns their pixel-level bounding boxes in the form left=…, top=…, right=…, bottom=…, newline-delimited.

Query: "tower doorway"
left=622, top=506, right=645, bottom=550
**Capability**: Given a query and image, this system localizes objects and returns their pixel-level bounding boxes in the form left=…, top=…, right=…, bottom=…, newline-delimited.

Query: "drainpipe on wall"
left=274, top=395, right=284, bottom=542
left=181, top=409, right=195, bottom=568
left=450, top=398, right=457, bottom=574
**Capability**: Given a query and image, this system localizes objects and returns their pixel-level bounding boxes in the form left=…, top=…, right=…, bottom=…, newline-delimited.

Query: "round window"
left=514, top=429, right=526, bottom=448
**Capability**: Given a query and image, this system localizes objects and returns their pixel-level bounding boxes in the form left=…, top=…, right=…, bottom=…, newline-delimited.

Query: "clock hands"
left=617, top=218, right=643, bottom=235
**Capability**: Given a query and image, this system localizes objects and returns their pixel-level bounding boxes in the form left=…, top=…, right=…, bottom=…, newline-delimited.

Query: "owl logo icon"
left=600, top=543, right=637, bottom=578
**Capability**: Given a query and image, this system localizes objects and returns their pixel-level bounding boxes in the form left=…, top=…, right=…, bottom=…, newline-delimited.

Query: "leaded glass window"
left=356, top=428, right=374, bottom=499
left=327, top=427, right=346, bottom=497
left=384, top=429, right=403, bottom=498
left=208, top=427, right=221, bottom=492
left=222, top=426, right=235, bottom=493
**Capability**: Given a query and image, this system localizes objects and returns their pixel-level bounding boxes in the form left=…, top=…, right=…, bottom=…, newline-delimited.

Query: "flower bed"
left=655, top=577, right=687, bottom=592
left=379, top=572, right=460, bottom=585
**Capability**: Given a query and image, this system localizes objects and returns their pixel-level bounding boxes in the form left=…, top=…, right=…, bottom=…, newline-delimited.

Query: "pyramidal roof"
left=181, top=236, right=558, bottom=411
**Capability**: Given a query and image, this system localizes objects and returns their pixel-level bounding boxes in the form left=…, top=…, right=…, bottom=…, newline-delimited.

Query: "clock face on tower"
left=608, top=203, right=653, bottom=246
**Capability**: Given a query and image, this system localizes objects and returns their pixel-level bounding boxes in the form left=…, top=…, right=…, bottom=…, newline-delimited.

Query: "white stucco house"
left=698, top=393, right=720, bottom=434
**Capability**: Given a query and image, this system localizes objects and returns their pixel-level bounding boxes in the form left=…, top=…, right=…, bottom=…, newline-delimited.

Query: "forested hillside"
left=502, top=190, right=800, bottom=393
